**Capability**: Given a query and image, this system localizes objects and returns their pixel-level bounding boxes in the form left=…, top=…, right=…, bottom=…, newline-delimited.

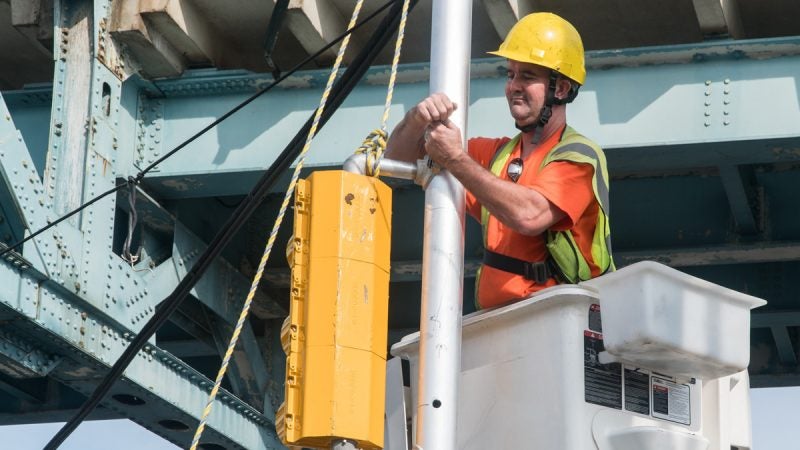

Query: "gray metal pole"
left=415, top=1, right=472, bottom=449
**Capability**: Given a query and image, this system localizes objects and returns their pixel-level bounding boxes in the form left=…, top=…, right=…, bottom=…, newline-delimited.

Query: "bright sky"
left=750, top=386, right=800, bottom=449
left=0, top=386, right=797, bottom=449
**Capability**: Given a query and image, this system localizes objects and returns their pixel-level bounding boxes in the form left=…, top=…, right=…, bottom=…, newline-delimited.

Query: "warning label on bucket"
left=652, top=377, right=691, bottom=425
left=584, top=330, right=621, bottom=409
left=624, top=369, right=650, bottom=415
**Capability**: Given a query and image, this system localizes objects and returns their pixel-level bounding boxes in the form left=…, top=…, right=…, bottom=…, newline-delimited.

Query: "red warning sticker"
left=652, top=377, right=691, bottom=425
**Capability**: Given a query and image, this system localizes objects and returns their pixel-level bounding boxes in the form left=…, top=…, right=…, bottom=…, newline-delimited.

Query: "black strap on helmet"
left=516, top=70, right=561, bottom=144
left=554, top=80, right=581, bottom=105
left=514, top=70, right=581, bottom=142
left=515, top=70, right=581, bottom=144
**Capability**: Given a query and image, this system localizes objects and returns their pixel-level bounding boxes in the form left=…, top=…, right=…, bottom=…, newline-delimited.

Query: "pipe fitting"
left=342, top=153, right=419, bottom=181
left=415, top=156, right=439, bottom=189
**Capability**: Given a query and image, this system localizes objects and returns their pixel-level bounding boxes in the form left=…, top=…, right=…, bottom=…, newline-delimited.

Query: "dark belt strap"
left=482, top=249, right=554, bottom=284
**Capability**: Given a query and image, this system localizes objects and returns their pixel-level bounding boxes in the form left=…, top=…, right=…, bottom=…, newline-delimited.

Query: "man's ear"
left=555, top=77, right=573, bottom=100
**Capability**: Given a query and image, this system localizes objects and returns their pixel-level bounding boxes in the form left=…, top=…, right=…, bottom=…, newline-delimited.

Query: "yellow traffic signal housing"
left=276, top=170, right=392, bottom=449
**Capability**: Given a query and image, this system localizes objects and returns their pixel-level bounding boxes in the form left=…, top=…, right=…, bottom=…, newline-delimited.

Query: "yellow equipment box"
left=276, top=170, right=392, bottom=449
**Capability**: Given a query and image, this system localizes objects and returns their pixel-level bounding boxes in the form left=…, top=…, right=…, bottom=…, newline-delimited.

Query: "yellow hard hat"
left=488, top=12, right=586, bottom=85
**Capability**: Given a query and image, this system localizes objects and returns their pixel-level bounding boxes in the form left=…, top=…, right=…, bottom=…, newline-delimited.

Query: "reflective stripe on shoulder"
left=541, top=128, right=610, bottom=214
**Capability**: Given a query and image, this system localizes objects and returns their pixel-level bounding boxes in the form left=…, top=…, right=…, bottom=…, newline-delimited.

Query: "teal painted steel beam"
left=2, top=91, right=284, bottom=446
left=1, top=88, right=281, bottom=444
left=752, top=311, right=800, bottom=328
left=751, top=374, right=800, bottom=388
left=167, top=304, right=217, bottom=351
left=769, top=326, right=797, bottom=365
left=260, top=240, right=800, bottom=286
left=130, top=203, right=285, bottom=325
left=6, top=37, right=800, bottom=197
left=0, top=93, right=83, bottom=282
left=719, top=165, right=760, bottom=234
left=205, top=312, right=270, bottom=412
left=173, top=222, right=285, bottom=320
left=615, top=241, right=800, bottom=267
left=158, top=338, right=216, bottom=358
left=0, top=87, right=51, bottom=179
left=0, top=326, right=62, bottom=377
left=0, top=380, right=123, bottom=424
left=0, top=264, right=280, bottom=449
left=119, top=37, right=800, bottom=198
left=0, top=1, right=285, bottom=444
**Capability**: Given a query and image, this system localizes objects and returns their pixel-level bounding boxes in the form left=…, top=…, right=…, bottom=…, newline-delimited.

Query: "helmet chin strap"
left=515, top=70, right=560, bottom=145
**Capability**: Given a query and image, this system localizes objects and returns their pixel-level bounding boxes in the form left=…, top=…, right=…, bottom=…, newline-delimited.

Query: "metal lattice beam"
left=0, top=2, right=284, bottom=445
left=0, top=268, right=279, bottom=448
left=120, top=39, right=800, bottom=199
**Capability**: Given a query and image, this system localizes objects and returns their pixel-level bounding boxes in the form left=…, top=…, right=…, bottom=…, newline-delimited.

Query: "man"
left=386, top=12, right=614, bottom=309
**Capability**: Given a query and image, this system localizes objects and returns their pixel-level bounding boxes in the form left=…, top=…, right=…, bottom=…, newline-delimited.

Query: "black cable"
left=44, top=0, right=416, bottom=448
left=0, top=0, right=401, bottom=261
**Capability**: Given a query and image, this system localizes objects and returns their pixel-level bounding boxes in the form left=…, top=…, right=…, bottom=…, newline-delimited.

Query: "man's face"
left=504, top=60, right=551, bottom=127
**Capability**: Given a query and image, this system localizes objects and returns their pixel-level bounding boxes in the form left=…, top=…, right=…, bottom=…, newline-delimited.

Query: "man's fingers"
left=429, top=94, right=457, bottom=121
left=427, top=121, right=461, bottom=145
left=431, top=119, right=453, bottom=131
left=417, top=102, right=437, bottom=122
left=432, top=99, right=449, bottom=120
left=418, top=107, right=432, bottom=123
left=416, top=94, right=458, bottom=124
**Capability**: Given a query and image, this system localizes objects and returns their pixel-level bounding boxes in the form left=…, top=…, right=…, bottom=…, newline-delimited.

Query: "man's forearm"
left=385, top=112, right=426, bottom=162
left=445, top=153, right=560, bottom=236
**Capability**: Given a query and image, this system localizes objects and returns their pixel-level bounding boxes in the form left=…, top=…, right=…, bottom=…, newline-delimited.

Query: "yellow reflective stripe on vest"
left=541, top=129, right=610, bottom=214
left=541, top=126, right=615, bottom=278
left=480, top=135, right=521, bottom=243
left=481, top=127, right=614, bottom=284
left=477, top=135, right=519, bottom=309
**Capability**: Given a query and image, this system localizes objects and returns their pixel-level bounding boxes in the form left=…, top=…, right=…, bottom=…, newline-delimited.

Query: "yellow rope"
left=188, top=2, right=366, bottom=448
left=354, top=0, right=411, bottom=177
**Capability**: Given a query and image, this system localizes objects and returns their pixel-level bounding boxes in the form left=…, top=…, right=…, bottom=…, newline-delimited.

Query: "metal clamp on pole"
left=413, top=156, right=439, bottom=189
